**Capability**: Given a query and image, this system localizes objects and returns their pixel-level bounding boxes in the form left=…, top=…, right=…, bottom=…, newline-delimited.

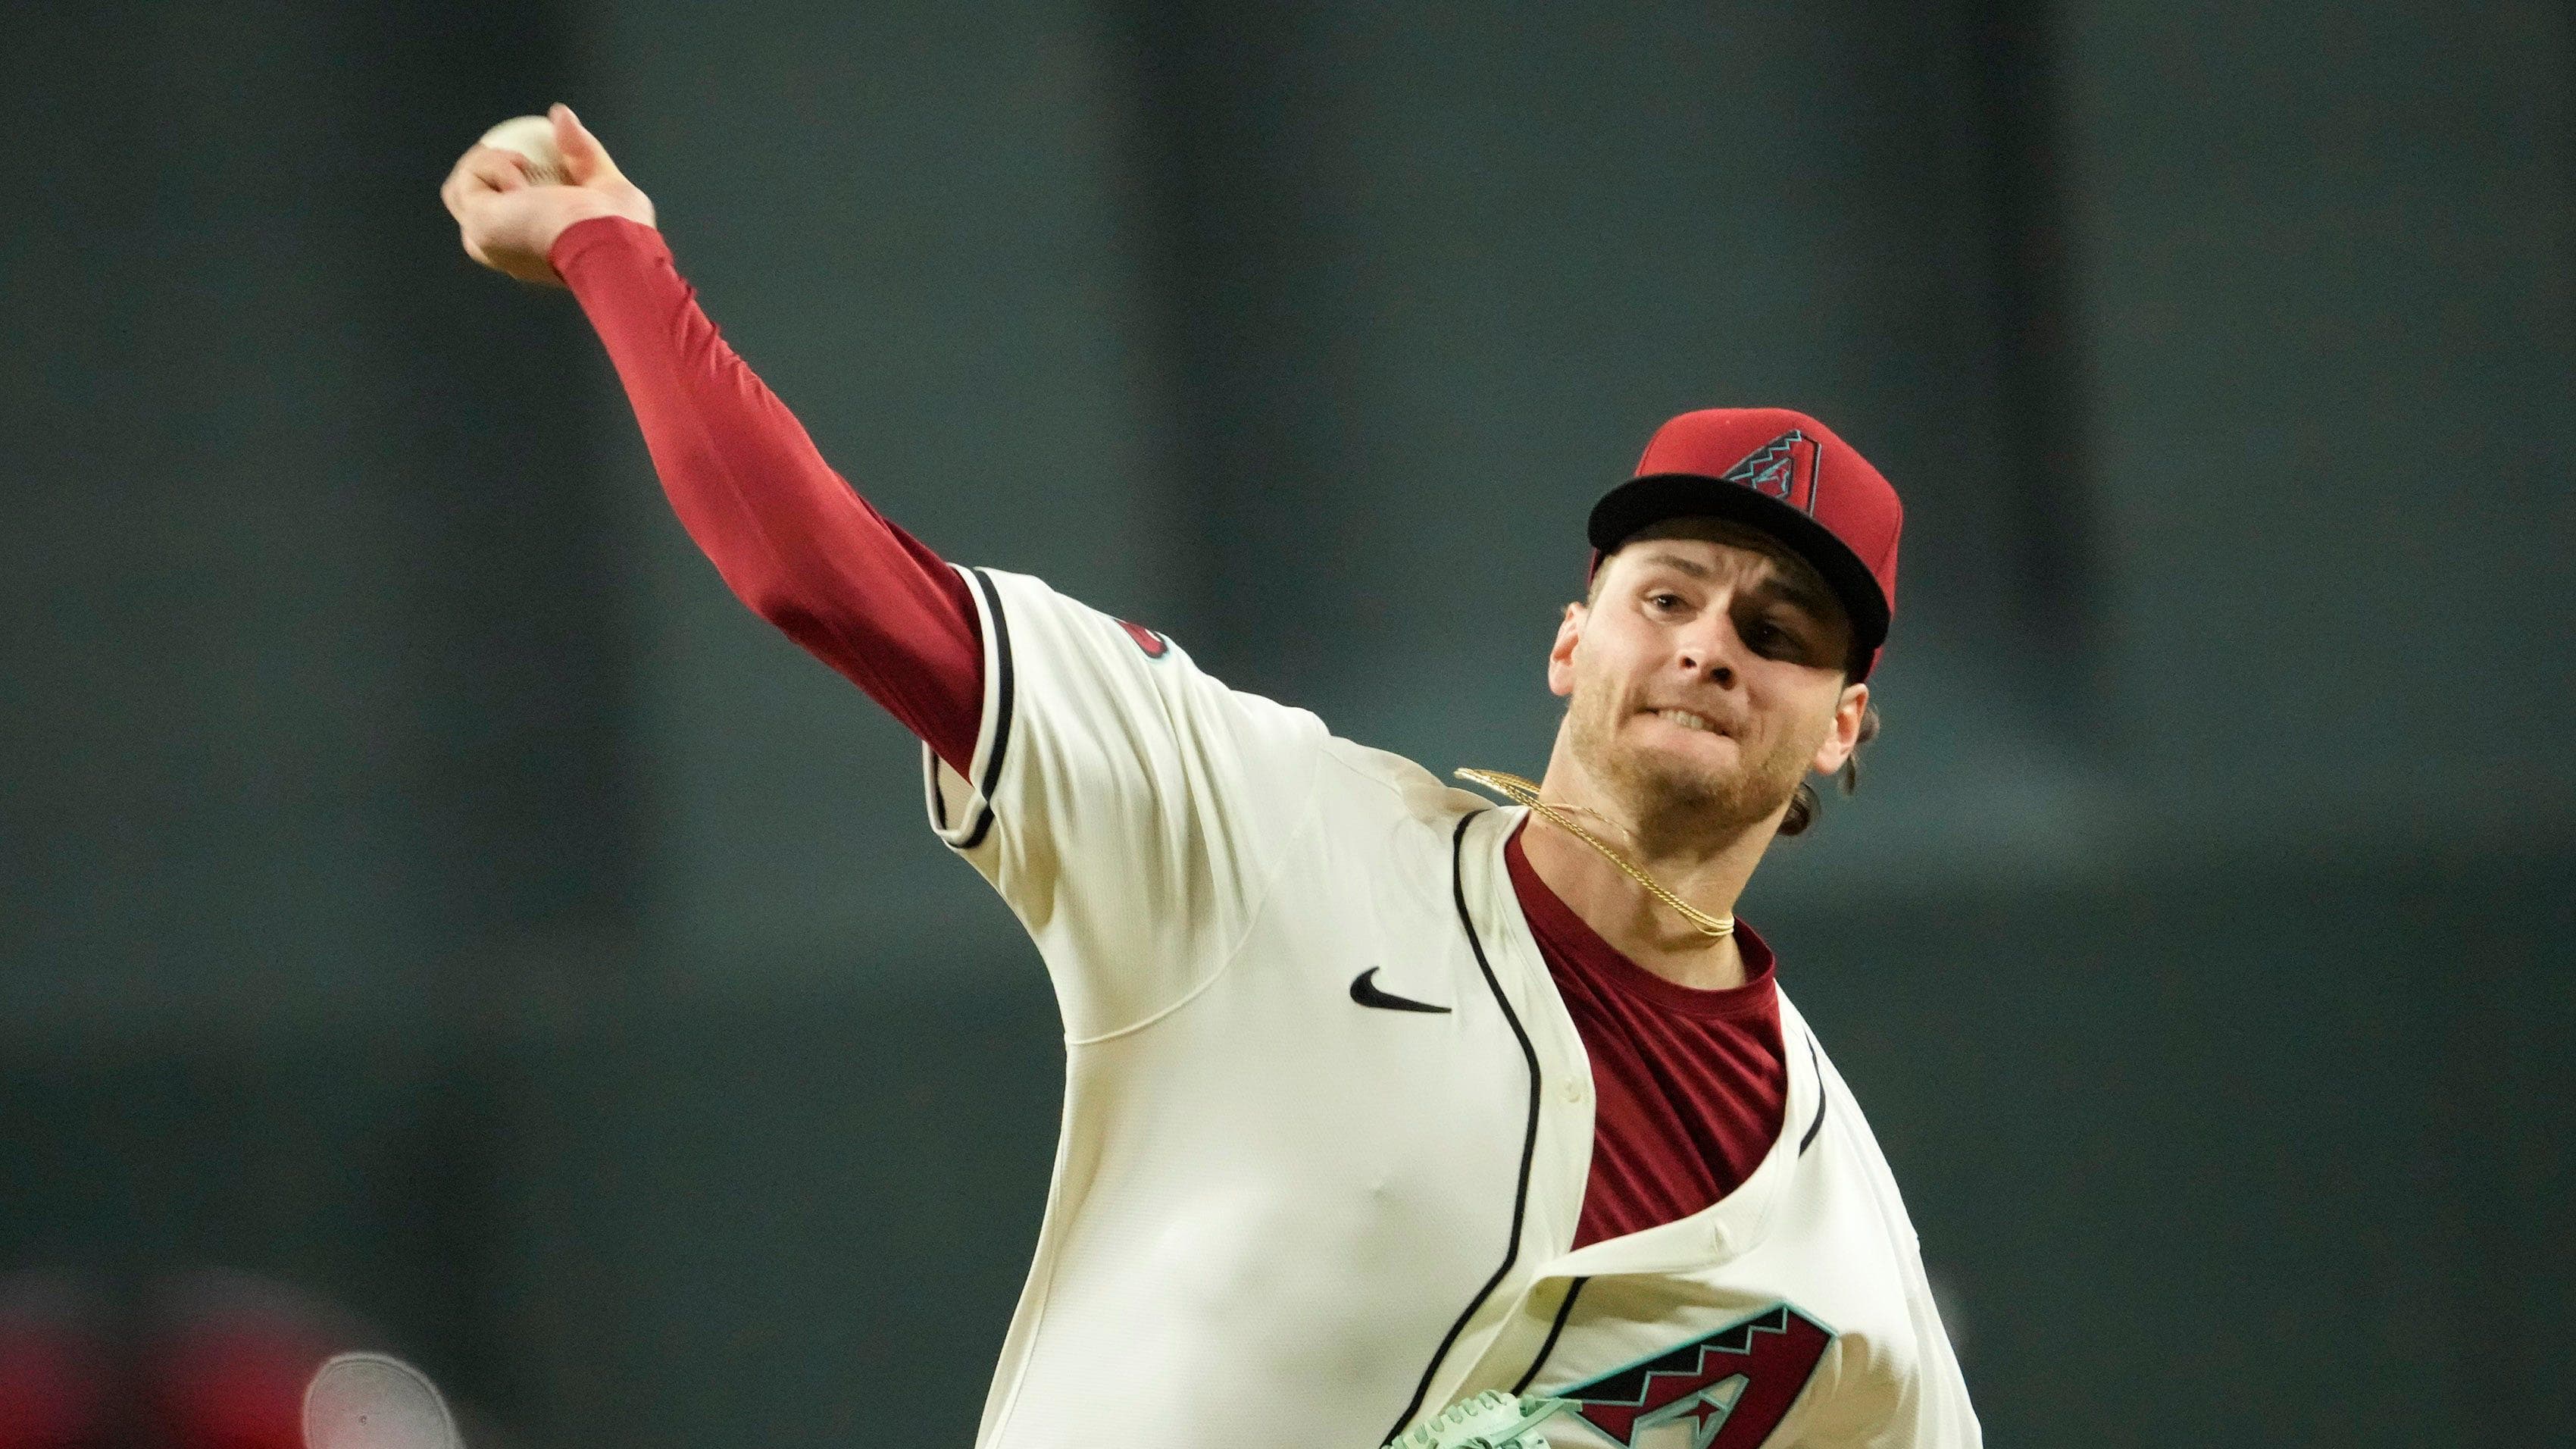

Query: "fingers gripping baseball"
left=549, top=104, right=624, bottom=187
left=442, top=102, right=655, bottom=288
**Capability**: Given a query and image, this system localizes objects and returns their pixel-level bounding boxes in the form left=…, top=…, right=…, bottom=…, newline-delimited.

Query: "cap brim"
left=1588, top=474, right=1890, bottom=671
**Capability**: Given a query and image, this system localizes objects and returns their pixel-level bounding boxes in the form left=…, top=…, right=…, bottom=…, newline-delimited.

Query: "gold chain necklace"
left=1453, top=768, right=1736, bottom=938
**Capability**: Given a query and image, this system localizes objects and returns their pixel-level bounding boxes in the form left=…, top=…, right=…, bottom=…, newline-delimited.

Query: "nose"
left=1674, top=605, right=1746, bottom=687
left=1676, top=651, right=1734, bottom=689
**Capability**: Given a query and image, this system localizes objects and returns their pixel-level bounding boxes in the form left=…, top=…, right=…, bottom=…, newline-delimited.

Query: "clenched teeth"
left=1653, top=708, right=1718, bottom=733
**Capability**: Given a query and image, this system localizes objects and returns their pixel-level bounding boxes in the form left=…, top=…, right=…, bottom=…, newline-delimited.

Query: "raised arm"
left=439, top=105, right=983, bottom=771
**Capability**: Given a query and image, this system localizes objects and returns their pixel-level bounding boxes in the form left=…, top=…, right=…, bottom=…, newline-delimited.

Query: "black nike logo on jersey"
left=1349, top=967, right=1451, bottom=1014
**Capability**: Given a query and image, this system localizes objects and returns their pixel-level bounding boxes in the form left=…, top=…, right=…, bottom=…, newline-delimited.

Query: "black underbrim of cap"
left=1589, top=473, right=1890, bottom=669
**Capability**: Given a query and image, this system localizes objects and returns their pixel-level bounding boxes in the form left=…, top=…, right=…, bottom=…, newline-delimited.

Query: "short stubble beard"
left=1562, top=668, right=1815, bottom=856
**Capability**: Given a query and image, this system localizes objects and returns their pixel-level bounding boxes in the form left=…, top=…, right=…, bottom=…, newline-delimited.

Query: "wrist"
left=545, top=207, right=655, bottom=277
left=540, top=195, right=627, bottom=251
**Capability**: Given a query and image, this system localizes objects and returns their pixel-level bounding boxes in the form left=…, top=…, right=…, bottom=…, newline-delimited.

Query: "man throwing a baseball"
left=444, top=107, right=1977, bottom=1448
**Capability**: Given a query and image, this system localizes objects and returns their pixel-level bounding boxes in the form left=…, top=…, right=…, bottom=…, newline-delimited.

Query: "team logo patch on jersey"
left=1554, top=1303, right=1833, bottom=1448
left=1115, top=618, right=1170, bottom=658
left=1718, top=430, right=1823, bottom=516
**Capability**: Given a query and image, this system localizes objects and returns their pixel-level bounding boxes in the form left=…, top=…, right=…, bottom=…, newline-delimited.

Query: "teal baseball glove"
left=1388, top=1391, right=1571, bottom=1449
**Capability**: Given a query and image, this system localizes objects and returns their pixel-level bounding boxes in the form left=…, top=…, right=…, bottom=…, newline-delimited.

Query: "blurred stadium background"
left=3, top=2, right=2571, bottom=1445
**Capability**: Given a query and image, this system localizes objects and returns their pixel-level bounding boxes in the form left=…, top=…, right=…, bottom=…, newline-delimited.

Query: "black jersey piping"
left=1797, top=1034, right=1828, bottom=1155
left=951, top=567, right=1015, bottom=851
left=1383, top=810, right=1543, bottom=1444
left=1509, top=1275, right=1589, bottom=1395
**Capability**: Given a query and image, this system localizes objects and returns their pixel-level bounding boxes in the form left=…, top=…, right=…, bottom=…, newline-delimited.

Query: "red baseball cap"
left=1587, top=407, right=1902, bottom=680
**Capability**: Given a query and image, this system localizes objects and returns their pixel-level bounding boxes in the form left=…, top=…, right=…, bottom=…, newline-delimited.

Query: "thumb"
left=551, top=102, right=619, bottom=184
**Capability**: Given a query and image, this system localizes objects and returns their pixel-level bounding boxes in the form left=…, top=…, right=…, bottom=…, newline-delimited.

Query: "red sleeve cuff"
left=549, top=214, right=667, bottom=283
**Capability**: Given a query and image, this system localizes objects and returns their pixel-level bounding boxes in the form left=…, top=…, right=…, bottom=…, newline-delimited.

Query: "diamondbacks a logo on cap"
left=1719, top=430, right=1822, bottom=516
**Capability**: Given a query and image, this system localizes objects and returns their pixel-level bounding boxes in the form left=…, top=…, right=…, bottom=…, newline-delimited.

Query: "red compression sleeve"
left=551, top=216, right=984, bottom=774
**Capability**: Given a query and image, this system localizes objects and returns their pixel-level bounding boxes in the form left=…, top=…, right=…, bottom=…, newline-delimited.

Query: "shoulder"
left=971, top=565, right=1325, bottom=743
left=1318, top=734, right=1498, bottom=831
left=969, top=566, right=1501, bottom=839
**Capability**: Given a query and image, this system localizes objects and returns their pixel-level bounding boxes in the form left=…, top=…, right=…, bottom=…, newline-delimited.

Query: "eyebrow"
left=1635, top=550, right=1713, bottom=580
left=1750, top=574, right=1838, bottom=626
left=1633, top=549, right=1838, bottom=624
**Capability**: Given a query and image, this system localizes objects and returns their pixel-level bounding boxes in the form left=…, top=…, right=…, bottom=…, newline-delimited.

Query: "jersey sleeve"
left=926, top=567, right=1328, bottom=1041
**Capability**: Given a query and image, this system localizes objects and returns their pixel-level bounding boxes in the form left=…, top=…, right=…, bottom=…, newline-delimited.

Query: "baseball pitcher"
left=442, top=106, right=1978, bottom=1449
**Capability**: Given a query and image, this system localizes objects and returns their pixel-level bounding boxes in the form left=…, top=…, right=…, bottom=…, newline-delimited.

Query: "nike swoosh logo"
left=1350, top=967, right=1452, bottom=1014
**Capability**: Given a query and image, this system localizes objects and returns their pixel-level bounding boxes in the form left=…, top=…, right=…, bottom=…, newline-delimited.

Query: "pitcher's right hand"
left=440, top=103, right=655, bottom=287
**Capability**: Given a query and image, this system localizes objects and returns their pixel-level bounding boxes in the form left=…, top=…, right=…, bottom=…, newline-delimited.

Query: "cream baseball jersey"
left=924, top=567, right=1978, bottom=1449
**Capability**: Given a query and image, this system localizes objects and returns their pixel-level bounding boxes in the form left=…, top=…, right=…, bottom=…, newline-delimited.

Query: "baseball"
left=477, top=114, right=567, bottom=186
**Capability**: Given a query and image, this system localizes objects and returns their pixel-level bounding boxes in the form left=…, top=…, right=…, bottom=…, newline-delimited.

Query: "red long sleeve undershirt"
left=555, top=217, right=985, bottom=774
left=553, top=215, right=1785, bottom=1247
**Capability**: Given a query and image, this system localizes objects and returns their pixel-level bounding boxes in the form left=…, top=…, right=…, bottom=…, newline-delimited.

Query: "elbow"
left=748, top=587, right=843, bottom=659
left=730, top=561, right=866, bottom=664
left=743, top=581, right=814, bottom=634
left=729, top=546, right=833, bottom=634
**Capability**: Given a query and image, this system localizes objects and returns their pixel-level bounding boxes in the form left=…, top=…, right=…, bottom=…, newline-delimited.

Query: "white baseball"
left=303, top=1353, right=462, bottom=1449
left=477, top=114, right=567, bottom=186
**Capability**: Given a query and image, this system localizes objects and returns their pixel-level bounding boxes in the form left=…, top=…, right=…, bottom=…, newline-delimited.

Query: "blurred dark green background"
left=4, top=2, right=2571, bottom=1446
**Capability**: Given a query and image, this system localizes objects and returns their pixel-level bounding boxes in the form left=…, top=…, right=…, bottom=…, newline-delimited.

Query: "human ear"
left=1546, top=602, right=1584, bottom=699
left=1810, top=681, right=1869, bottom=775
